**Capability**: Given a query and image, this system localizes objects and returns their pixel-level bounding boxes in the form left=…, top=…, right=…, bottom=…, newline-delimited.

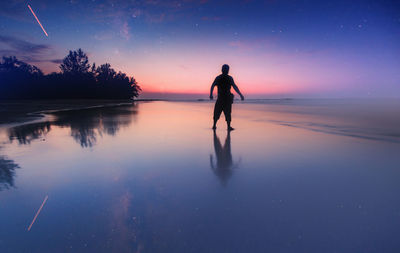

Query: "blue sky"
left=1, top=0, right=399, bottom=98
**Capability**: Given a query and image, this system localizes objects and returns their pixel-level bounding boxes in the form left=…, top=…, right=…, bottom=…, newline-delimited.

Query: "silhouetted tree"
left=60, top=48, right=90, bottom=74
left=94, top=63, right=141, bottom=98
left=0, top=56, right=43, bottom=99
left=0, top=56, right=43, bottom=75
left=96, top=63, right=116, bottom=82
left=0, top=49, right=141, bottom=99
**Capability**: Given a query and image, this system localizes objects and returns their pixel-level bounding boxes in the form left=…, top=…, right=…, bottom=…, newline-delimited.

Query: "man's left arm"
left=231, top=78, right=244, bottom=100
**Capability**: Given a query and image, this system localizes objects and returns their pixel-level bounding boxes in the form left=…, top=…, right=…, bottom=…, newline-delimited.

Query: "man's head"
left=221, top=64, right=229, bottom=75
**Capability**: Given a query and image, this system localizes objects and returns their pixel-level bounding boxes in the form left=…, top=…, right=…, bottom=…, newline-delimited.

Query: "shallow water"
left=1, top=100, right=400, bottom=253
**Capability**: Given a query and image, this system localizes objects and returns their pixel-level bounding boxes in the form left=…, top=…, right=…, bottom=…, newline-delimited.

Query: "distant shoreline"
left=0, top=99, right=138, bottom=127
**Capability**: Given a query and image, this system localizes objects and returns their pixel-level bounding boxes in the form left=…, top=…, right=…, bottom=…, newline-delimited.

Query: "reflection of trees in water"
left=2, top=105, right=137, bottom=191
left=0, top=155, right=19, bottom=191
left=71, top=126, right=97, bottom=148
left=8, top=105, right=138, bottom=148
left=8, top=122, right=51, bottom=145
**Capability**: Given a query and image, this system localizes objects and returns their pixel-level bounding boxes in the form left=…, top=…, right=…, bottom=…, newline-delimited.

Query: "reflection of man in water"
left=210, top=64, right=244, bottom=131
left=210, top=130, right=236, bottom=186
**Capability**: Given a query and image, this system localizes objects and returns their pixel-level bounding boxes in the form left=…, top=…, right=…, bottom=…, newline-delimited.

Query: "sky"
left=0, top=0, right=399, bottom=98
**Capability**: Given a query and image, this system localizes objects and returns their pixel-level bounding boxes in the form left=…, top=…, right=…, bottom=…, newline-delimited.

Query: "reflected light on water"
left=0, top=100, right=400, bottom=252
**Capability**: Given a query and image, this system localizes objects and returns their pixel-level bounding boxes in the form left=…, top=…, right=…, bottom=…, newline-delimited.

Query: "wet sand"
left=0, top=99, right=400, bottom=252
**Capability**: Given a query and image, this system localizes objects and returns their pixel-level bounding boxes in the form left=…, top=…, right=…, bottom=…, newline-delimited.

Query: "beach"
left=1, top=99, right=400, bottom=252
left=0, top=100, right=135, bottom=125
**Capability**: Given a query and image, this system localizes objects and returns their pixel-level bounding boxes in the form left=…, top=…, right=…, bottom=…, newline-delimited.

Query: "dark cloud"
left=49, top=59, right=63, bottom=64
left=0, top=35, right=50, bottom=54
left=0, top=49, right=43, bottom=63
left=0, top=35, right=60, bottom=65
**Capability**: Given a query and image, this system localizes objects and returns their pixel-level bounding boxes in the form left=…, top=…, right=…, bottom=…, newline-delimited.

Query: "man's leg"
left=213, top=99, right=223, bottom=129
left=223, top=101, right=233, bottom=131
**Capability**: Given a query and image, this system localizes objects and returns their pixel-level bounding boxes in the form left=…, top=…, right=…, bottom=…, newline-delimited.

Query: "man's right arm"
left=210, top=78, right=217, bottom=100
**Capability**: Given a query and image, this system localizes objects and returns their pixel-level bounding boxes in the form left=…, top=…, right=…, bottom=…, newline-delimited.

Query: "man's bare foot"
left=228, top=126, right=234, bottom=131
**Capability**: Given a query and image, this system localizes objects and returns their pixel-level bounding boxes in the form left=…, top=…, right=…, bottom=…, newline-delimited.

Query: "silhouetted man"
left=210, top=64, right=244, bottom=131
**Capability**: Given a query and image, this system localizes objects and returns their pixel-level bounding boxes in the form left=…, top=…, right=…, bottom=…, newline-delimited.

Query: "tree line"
left=0, top=49, right=141, bottom=99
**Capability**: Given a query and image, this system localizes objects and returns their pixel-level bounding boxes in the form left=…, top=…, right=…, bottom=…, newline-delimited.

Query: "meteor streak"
left=27, top=195, right=49, bottom=231
left=28, top=4, right=48, bottom=37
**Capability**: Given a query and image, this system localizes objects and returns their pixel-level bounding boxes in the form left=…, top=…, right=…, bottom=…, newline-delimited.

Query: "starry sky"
left=1, top=0, right=399, bottom=98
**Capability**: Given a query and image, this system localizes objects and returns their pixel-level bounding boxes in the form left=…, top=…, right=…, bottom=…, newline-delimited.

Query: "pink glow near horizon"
left=92, top=43, right=367, bottom=97
left=37, top=34, right=397, bottom=98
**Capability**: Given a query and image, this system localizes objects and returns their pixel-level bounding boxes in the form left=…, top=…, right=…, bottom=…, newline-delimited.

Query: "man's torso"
left=215, top=74, right=233, bottom=99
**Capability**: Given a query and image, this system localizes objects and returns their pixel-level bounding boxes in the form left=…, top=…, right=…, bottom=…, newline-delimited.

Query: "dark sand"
left=0, top=100, right=134, bottom=125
